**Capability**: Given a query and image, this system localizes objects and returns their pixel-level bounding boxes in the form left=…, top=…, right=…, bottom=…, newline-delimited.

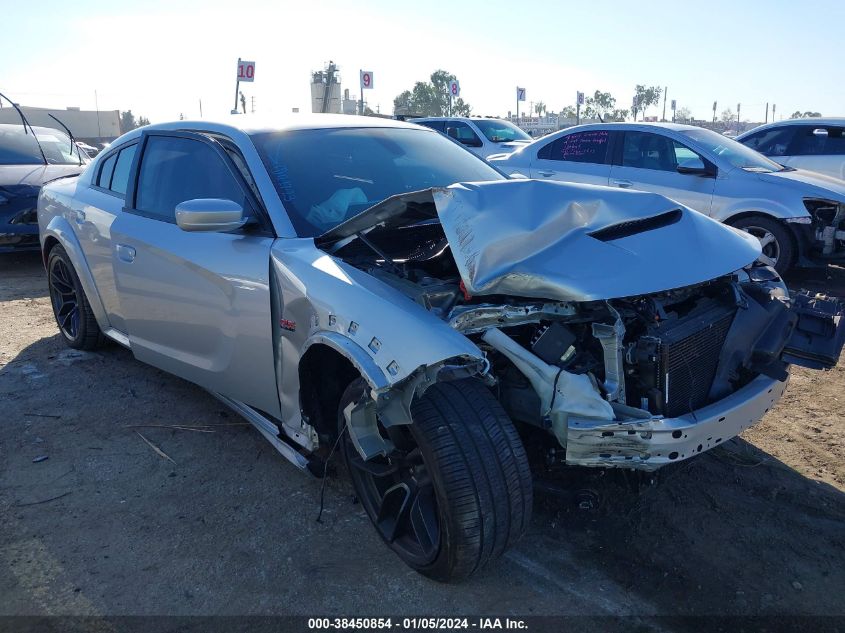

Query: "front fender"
left=711, top=199, right=809, bottom=224
left=270, top=239, right=485, bottom=448
left=41, top=214, right=109, bottom=330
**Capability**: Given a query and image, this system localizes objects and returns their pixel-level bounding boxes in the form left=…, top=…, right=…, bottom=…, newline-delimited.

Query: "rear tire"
left=338, top=378, right=533, bottom=582
left=47, top=244, right=103, bottom=350
left=729, top=215, right=795, bottom=275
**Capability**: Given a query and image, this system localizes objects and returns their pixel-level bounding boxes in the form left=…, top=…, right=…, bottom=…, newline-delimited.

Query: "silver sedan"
left=38, top=115, right=844, bottom=581
left=490, top=122, right=845, bottom=274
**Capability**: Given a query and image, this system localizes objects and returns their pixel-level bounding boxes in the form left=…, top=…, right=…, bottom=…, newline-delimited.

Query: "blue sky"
left=1, top=0, right=842, bottom=123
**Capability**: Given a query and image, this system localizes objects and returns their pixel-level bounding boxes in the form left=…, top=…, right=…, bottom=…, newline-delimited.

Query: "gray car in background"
left=37, top=115, right=845, bottom=581
left=490, top=122, right=845, bottom=274
left=737, top=118, right=845, bottom=181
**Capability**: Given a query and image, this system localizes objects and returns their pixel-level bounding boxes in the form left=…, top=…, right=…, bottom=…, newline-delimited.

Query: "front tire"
left=47, top=244, right=103, bottom=350
left=729, top=215, right=795, bottom=275
left=338, top=378, right=533, bottom=582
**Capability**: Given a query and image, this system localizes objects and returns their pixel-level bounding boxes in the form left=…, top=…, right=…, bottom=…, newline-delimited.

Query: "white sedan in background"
left=490, top=122, right=845, bottom=274
left=737, top=118, right=845, bottom=181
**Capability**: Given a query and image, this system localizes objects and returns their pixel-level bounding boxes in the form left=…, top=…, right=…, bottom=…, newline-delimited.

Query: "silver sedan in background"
left=490, top=122, right=845, bottom=274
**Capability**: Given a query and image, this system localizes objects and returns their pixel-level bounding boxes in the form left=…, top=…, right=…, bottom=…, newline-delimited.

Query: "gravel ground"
left=1, top=251, right=844, bottom=619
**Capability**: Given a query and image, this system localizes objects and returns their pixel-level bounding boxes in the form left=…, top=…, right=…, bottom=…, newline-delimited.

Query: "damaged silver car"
left=38, top=115, right=845, bottom=581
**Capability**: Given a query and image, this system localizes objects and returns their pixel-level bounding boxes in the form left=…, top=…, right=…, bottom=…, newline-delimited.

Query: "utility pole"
left=199, top=99, right=203, bottom=118
left=94, top=89, right=102, bottom=139
left=772, top=104, right=776, bottom=121
left=232, top=57, right=241, bottom=114
left=737, top=103, right=741, bottom=131
left=765, top=102, right=769, bottom=123
left=712, top=100, right=717, bottom=123
left=251, top=95, right=256, bottom=114
left=662, top=87, right=667, bottom=122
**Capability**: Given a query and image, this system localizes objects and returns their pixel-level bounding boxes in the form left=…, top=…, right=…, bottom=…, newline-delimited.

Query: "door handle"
left=116, top=244, right=136, bottom=263
left=537, top=170, right=554, bottom=177
left=73, top=210, right=86, bottom=223
left=611, top=179, right=633, bottom=188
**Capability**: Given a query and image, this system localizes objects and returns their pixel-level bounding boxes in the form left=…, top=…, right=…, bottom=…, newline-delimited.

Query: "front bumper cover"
left=565, top=373, right=789, bottom=471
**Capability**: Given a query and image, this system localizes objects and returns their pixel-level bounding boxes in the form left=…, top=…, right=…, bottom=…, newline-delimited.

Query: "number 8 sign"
left=449, top=80, right=460, bottom=97
left=360, top=70, right=374, bottom=90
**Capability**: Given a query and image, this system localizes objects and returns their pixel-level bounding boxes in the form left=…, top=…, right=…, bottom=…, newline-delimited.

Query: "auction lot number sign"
left=237, top=60, right=256, bottom=82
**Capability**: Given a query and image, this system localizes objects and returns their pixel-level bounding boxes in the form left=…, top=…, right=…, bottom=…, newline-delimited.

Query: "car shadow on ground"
left=1, top=334, right=844, bottom=618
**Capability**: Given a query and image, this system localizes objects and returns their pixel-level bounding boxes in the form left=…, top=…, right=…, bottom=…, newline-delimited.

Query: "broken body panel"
left=319, top=180, right=845, bottom=470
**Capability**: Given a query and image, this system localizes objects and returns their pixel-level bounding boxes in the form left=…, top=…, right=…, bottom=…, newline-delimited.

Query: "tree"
left=674, top=106, right=692, bottom=123
left=720, top=108, right=736, bottom=124
left=559, top=105, right=577, bottom=119
left=582, top=90, right=628, bottom=121
left=120, top=110, right=150, bottom=133
left=534, top=101, right=546, bottom=117
left=393, top=70, right=472, bottom=117
left=631, top=85, right=662, bottom=121
left=790, top=110, right=822, bottom=118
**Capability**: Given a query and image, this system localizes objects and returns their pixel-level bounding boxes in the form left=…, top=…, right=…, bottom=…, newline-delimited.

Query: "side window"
left=110, top=144, right=137, bottom=195
left=741, top=127, right=796, bottom=156
left=419, top=120, right=446, bottom=133
left=792, top=126, right=845, bottom=156
left=542, top=130, right=610, bottom=164
left=97, top=153, right=117, bottom=188
left=134, top=136, right=246, bottom=222
left=621, top=131, right=676, bottom=171
left=446, top=121, right=482, bottom=146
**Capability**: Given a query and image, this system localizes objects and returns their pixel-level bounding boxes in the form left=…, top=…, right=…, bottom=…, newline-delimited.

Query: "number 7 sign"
left=516, top=87, right=526, bottom=102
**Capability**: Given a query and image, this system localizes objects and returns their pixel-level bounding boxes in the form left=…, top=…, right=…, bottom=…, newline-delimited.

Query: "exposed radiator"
left=638, top=305, right=736, bottom=417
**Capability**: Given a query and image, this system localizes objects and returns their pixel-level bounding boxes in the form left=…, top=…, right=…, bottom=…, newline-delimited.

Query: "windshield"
left=472, top=119, right=531, bottom=143
left=252, top=127, right=505, bottom=236
left=680, top=127, right=783, bottom=173
left=0, top=126, right=86, bottom=166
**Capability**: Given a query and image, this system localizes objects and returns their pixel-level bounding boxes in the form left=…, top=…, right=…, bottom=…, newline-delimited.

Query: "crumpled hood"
left=434, top=180, right=762, bottom=301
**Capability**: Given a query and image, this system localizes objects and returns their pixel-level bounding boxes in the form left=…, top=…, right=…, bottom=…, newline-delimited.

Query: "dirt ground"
left=1, top=250, right=845, bottom=621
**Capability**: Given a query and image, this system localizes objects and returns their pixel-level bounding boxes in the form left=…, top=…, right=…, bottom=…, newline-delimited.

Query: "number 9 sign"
left=360, top=70, right=374, bottom=90
left=449, top=80, right=460, bottom=97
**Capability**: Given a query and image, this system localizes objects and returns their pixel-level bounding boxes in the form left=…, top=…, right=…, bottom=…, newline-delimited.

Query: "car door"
left=444, top=121, right=485, bottom=156
left=607, top=130, right=716, bottom=213
left=528, top=129, right=612, bottom=186
left=75, top=141, right=138, bottom=333
left=110, top=130, right=281, bottom=417
left=785, top=125, right=845, bottom=180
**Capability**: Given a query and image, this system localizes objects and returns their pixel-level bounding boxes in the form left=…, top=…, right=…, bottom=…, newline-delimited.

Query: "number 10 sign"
left=237, top=60, right=256, bottom=82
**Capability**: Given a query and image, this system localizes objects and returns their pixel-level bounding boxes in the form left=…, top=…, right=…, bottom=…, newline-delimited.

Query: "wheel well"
left=298, top=344, right=361, bottom=442
left=42, top=235, right=60, bottom=268
left=724, top=211, right=798, bottom=255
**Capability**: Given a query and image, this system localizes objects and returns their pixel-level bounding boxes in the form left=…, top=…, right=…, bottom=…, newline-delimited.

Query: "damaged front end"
left=318, top=180, right=845, bottom=471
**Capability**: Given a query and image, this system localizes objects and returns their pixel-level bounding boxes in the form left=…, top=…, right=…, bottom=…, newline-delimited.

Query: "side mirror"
left=676, top=158, right=714, bottom=177
left=175, top=198, right=246, bottom=232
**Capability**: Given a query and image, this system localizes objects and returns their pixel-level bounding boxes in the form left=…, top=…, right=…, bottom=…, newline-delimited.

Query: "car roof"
left=410, top=116, right=508, bottom=123
left=146, top=113, right=427, bottom=136
left=554, top=121, right=702, bottom=133
left=0, top=123, right=70, bottom=136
